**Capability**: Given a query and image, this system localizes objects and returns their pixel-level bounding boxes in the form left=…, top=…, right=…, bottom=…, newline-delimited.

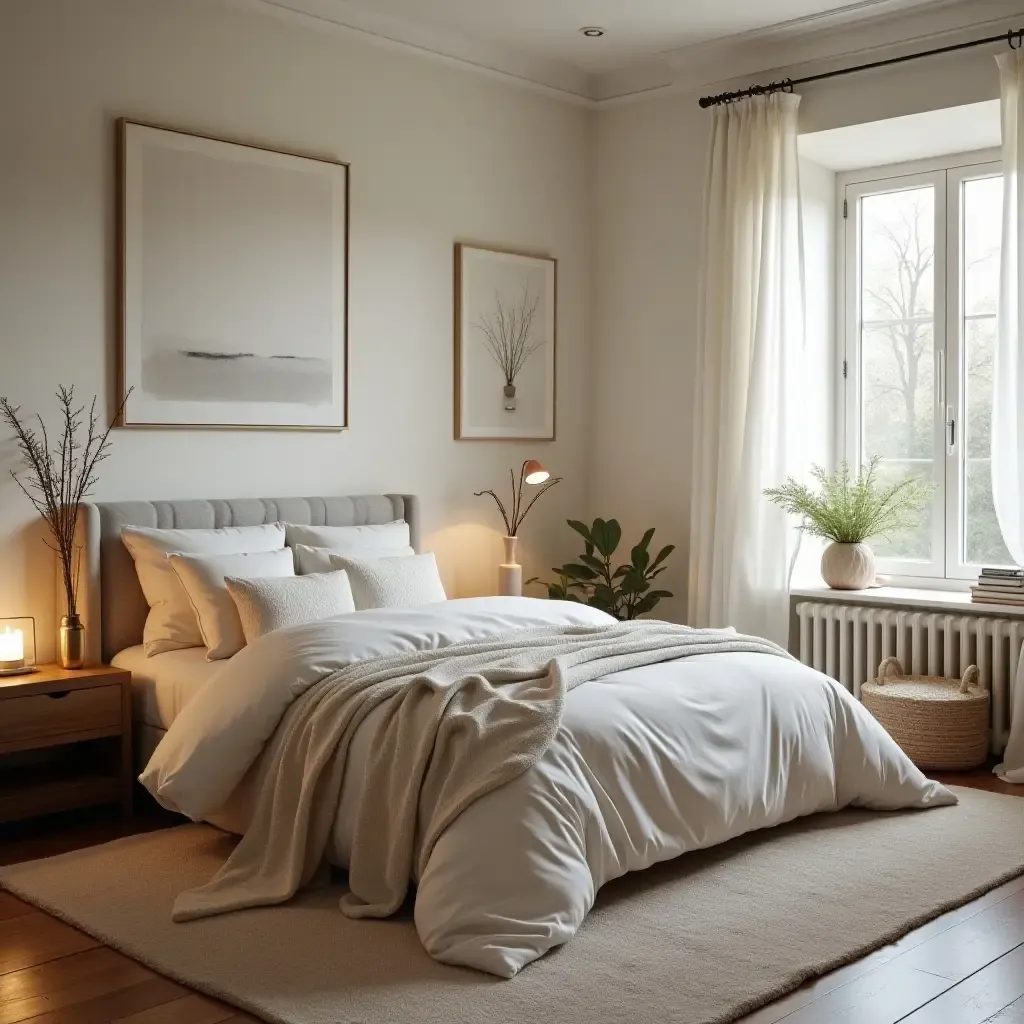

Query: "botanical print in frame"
left=118, top=120, right=349, bottom=429
left=455, top=244, right=556, bottom=441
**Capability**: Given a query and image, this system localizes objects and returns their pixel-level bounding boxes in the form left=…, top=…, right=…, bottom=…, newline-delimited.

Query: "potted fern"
left=764, top=456, right=932, bottom=590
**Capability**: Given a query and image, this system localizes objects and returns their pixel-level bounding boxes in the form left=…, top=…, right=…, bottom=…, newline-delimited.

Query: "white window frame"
left=837, top=149, right=1002, bottom=583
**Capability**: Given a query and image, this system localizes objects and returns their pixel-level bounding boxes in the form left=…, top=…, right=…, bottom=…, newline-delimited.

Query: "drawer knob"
left=47, top=690, right=70, bottom=700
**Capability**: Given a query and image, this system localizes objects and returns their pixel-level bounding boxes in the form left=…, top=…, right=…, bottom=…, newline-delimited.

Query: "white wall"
left=0, top=0, right=592, bottom=659
left=591, top=34, right=1007, bottom=620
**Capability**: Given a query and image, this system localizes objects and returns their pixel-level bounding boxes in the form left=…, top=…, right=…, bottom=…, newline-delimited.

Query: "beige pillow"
left=284, top=520, right=410, bottom=552
left=327, top=551, right=446, bottom=610
left=168, top=548, right=294, bottom=661
left=122, top=523, right=286, bottom=656
left=293, top=543, right=415, bottom=575
left=226, top=571, right=355, bottom=646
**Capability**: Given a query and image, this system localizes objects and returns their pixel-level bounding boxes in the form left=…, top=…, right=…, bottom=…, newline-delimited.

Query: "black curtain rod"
left=698, top=26, right=1024, bottom=108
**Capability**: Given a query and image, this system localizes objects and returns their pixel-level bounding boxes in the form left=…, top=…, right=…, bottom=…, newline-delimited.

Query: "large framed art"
left=117, top=120, right=349, bottom=429
left=455, top=244, right=556, bottom=441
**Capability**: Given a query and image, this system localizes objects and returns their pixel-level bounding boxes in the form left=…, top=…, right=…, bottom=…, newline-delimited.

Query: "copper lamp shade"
left=523, top=460, right=550, bottom=485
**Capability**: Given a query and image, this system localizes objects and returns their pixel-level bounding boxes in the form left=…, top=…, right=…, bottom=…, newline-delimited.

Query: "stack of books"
left=971, top=567, right=1024, bottom=606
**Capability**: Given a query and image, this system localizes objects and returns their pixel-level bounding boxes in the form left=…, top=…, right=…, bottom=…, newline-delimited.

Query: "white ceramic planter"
left=820, top=542, right=875, bottom=590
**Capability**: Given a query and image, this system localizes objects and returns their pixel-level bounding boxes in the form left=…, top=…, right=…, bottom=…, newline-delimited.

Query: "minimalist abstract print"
left=456, top=245, right=556, bottom=440
left=119, top=121, right=348, bottom=428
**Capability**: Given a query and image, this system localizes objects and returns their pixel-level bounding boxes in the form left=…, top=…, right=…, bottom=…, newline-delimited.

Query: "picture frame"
left=117, top=119, right=349, bottom=430
left=454, top=243, right=556, bottom=441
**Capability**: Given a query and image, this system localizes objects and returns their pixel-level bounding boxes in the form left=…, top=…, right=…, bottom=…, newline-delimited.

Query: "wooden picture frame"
left=117, top=119, right=349, bottom=430
left=454, top=243, right=556, bottom=441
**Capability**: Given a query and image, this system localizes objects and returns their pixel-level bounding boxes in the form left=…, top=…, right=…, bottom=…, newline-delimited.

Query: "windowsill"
left=791, top=584, right=1024, bottom=618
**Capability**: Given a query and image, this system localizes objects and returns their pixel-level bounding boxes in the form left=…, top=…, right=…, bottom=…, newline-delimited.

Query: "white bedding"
left=112, top=645, right=223, bottom=730
left=142, top=597, right=955, bottom=977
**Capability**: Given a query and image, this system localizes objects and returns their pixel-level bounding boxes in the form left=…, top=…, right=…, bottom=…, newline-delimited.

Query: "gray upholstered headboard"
left=76, top=494, right=420, bottom=665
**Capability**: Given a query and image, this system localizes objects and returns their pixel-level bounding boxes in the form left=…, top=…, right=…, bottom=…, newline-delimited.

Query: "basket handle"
left=876, top=656, right=904, bottom=684
left=960, top=664, right=983, bottom=694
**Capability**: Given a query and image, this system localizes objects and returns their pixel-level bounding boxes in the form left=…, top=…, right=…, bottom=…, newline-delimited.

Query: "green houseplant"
left=763, top=455, right=932, bottom=590
left=528, top=518, right=674, bottom=620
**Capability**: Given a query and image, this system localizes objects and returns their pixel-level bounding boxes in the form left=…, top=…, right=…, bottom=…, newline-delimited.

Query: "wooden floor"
left=0, top=773, right=1021, bottom=1024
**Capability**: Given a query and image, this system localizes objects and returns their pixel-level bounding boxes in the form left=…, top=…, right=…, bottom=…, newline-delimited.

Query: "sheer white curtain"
left=687, top=93, right=806, bottom=647
left=995, top=51, right=1024, bottom=783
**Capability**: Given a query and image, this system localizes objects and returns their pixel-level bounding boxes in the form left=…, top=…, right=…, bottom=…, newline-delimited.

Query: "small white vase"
left=820, top=542, right=875, bottom=590
left=498, top=535, right=522, bottom=597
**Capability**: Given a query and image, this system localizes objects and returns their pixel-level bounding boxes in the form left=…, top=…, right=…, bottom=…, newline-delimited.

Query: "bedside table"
left=0, top=664, right=132, bottom=823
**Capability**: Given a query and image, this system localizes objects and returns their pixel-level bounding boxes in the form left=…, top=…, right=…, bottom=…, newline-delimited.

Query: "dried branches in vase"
left=475, top=460, right=561, bottom=597
left=0, top=386, right=130, bottom=667
left=474, top=284, right=545, bottom=412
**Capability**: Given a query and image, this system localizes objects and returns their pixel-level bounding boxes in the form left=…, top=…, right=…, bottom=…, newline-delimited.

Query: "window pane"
left=859, top=185, right=937, bottom=563
left=962, top=175, right=1012, bottom=567
left=871, top=459, right=936, bottom=561
left=965, top=457, right=1013, bottom=566
left=861, top=323, right=934, bottom=460
left=964, top=316, right=996, bottom=460
left=963, top=176, right=1002, bottom=316
left=862, top=188, right=935, bottom=322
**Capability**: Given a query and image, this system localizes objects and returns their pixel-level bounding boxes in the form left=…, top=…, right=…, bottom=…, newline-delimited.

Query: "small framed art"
left=117, top=119, right=349, bottom=429
left=455, top=244, right=556, bottom=441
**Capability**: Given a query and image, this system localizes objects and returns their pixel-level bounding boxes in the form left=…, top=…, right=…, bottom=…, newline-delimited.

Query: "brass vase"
left=59, top=614, right=85, bottom=669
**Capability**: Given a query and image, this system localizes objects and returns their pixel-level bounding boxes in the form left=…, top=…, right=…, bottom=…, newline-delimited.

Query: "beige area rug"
left=2, top=787, right=1023, bottom=1024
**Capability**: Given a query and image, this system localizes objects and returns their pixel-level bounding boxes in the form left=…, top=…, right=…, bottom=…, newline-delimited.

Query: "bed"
left=79, top=492, right=954, bottom=979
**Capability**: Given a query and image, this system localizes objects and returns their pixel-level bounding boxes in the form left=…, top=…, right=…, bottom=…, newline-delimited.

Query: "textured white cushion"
left=122, top=523, right=286, bottom=656
left=327, top=551, right=446, bottom=610
left=168, top=548, right=295, bottom=661
left=226, top=571, right=356, bottom=646
left=284, top=520, right=410, bottom=553
left=293, top=543, right=415, bottom=576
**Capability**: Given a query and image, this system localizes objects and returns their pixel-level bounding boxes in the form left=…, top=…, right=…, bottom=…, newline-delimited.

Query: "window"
left=841, top=154, right=1012, bottom=579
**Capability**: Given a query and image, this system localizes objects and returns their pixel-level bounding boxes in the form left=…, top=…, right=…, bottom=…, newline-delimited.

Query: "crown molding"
left=594, top=0, right=1024, bottom=105
left=227, top=0, right=1024, bottom=108
left=226, top=0, right=598, bottom=104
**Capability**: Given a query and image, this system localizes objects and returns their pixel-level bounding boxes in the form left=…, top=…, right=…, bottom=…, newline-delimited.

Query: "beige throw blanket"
left=172, top=621, right=790, bottom=923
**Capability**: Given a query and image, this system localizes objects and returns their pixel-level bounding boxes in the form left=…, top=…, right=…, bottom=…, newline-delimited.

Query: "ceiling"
left=326, top=0, right=935, bottom=72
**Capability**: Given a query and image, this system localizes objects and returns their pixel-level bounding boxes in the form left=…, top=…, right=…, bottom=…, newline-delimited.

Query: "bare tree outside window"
left=860, top=186, right=937, bottom=562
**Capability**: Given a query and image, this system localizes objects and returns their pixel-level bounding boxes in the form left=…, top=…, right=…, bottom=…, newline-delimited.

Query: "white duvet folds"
left=142, top=597, right=955, bottom=977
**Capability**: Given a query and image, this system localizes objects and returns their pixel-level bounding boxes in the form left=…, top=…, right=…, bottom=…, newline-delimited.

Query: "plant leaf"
left=562, top=563, right=599, bottom=581
left=567, top=519, right=592, bottom=544
left=631, top=594, right=662, bottom=616
left=631, top=543, right=650, bottom=572
left=649, top=544, right=674, bottom=571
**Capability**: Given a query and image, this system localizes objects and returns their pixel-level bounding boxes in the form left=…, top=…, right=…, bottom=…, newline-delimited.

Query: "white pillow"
left=293, top=543, right=415, bottom=576
left=122, top=523, right=286, bottom=656
left=327, top=551, right=446, bottom=610
left=225, top=571, right=356, bottom=645
left=168, top=548, right=294, bottom=661
left=284, top=520, right=410, bottom=553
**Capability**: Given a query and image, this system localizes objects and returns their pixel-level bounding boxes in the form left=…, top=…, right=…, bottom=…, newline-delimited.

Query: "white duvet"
left=142, top=597, right=955, bottom=977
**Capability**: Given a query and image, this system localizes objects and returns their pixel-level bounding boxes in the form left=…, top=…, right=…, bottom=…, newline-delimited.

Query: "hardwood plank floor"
left=0, top=773, right=1020, bottom=1024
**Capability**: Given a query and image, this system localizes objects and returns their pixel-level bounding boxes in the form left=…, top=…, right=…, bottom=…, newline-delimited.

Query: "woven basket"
left=860, top=657, right=990, bottom=771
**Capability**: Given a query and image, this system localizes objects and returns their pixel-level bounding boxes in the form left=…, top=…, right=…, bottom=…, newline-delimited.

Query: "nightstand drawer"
left=0, top=684, right=122, bottom=753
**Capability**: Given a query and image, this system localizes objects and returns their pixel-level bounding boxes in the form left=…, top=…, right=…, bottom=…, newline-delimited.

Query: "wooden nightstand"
left=0, top=665, right=132, bottom=823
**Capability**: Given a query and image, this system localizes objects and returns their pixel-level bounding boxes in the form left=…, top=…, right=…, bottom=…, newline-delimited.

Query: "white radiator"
left=795, top=601, right=1021, bottom=754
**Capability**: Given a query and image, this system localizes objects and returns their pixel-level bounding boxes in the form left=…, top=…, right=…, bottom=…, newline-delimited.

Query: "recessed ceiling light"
left=579, top=26, right=605, bottom=38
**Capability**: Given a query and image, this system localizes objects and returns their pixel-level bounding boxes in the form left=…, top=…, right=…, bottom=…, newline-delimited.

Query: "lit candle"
left=0, top=627, right=25, bottom=671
